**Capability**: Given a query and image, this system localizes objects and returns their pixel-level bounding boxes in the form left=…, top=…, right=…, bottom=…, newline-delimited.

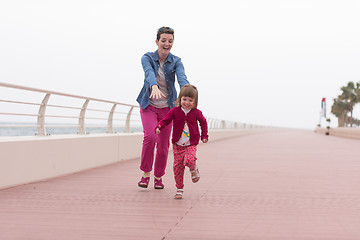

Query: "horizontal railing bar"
left=0, top=124, right=140, bottom=128
left=81, top=126, right=140, bottom=129
left=0, top=104, right=138, bottom=116
left=0, top=125, right=37, bottom=128
left=112, top=119, right=141, bottom=122
left=0, top=99, right=41, bottom=106
left=85, top=110, right=139, bottom=115
left=45, top=115, right=79, bottom=119
left=0, top=102, right=136, bottom=115
left=86, top=108, right=111, bottom=113
left=87, top=109, right=108, bottom=112
left=113, top=112, right=140, bottom=116
left=113, top=112, right=129, bottom=115
left=47, top=104, right=82, bottom=110
left=0, top=124, right=84, bottom=128
left=41, top=125, right=79, bottom=128
left=0, top=82, right=138, bottom=108
left=0, top=113, right=39, bottom=117
left=84, top=117, right=108, bottom=120
left=84, top=109, right=136, bottom=114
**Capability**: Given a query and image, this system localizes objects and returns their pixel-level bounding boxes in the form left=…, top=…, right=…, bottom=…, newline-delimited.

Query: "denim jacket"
left=136, top=50, right=189, bottom=109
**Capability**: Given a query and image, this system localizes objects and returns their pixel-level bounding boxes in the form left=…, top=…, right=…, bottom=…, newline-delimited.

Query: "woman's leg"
left=173, top=144, right=186, bottom=189
left=139, top=105, right=158, bottom=173
left=153, top=107, right=172, bottom=178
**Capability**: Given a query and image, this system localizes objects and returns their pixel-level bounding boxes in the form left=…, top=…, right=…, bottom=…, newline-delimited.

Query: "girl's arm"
left=155, top=108, right=175, bottom=133
left=197, top=110, right=209, bottom=142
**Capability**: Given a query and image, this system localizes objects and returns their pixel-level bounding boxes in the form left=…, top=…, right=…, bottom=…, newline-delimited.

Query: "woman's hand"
left=150, top=85, right=166, bottom=99
left=201, top=139, right=208, bottom=143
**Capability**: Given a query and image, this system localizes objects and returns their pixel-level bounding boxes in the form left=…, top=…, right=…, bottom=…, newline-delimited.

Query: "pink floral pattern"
left=173, top=144, right=197, bottom=189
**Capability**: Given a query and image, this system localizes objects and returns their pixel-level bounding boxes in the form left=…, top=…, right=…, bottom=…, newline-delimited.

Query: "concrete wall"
left=315, top=127, right=360, bottom=140
left=0, top=128, right=275, bottom=189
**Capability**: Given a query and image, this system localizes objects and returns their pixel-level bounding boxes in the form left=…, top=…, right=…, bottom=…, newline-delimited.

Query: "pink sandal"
left=190, top=167, right=200, bottom=183
left=174, top=189, right=184, bottom=199
left=138, top=177, right=150, bottom=188
left=154, top=178, right=164, bottom=189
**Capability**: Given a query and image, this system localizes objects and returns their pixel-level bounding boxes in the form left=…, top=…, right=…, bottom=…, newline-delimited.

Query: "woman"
left=136, top=26, right=189, bottom=189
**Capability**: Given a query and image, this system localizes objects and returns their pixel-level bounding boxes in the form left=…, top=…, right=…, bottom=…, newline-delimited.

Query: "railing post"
left=216, top=119, right=220, bottom=129
left=107, top=104, right=117, bottom=133
left=221, top=120, right=226, bottom=129
left=78, top=100, right=89, bottom=134
left=125, top=106, right=134, bottom=133
left=37, top=93, right=51, bottom=136
left=209, top=118, right=213, bottom=129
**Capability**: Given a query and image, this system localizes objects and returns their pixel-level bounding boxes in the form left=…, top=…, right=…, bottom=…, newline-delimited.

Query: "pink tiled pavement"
left=1, top=130, right=360, bottom=239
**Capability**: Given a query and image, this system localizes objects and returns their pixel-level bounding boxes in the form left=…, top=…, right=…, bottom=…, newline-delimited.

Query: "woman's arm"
left=141, top=54, right=157, bottom=87
left=175, top=58, right=189, bottom=88
left=141, top=54, right=166, bottom=99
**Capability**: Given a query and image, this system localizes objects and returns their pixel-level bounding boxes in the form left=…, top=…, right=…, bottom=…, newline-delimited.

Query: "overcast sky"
left=1, top=0, right=360, bottom=129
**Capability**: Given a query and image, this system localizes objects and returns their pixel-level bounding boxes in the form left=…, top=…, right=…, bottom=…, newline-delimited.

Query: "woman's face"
left=156, top=33, right=174, bottom=57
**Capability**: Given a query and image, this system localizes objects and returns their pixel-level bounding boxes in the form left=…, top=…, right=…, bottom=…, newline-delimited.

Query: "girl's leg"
left=184, top=146, right=200, bottom=183
left=139, top=105, right=158, bottom=173
left=173, top=144, right=186, bottom=189
left=153, top=107, right=172, bottom=178
left=184, top=145, right=197, bottom=171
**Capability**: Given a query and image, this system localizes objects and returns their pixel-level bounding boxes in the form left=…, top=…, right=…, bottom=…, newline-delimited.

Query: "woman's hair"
left=176, top=84, right=198, bottom=109
left=157, top=26, right=174, bottom=40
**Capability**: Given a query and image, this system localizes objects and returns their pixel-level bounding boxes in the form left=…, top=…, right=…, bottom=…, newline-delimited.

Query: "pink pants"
left=173, top=144, right=197, bottom=189
left=140, top=105, right=172, bottom=178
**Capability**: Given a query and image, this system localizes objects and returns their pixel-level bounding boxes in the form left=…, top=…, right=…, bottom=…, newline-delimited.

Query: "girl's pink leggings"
left=139, top=105, right=172, bottom=178
left=173, top=144, right=197, bottom=189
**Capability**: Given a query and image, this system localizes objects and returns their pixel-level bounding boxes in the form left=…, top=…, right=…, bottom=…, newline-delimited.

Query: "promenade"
left=1, top=129, right=360, bottom=240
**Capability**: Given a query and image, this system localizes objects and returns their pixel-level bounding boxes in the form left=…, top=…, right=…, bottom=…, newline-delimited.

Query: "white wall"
left=0, top=128, right=275, bottom=189
left=315, top=127, right=360, bottom=140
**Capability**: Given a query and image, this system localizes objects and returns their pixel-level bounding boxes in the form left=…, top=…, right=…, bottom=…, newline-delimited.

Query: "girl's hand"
left=150, top=85, right=166, bottom=99
left=201, top=139, right=208, bottom=143
left=156, top=127, right=161, bottom=135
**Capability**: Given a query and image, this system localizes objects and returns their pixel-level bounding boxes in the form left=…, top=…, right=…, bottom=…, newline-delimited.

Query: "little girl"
left=155, top=84, right=208, bottom=199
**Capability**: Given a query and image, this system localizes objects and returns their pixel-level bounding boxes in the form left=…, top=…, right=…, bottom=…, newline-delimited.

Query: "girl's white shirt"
left=176, top=108, right=192, bottom=146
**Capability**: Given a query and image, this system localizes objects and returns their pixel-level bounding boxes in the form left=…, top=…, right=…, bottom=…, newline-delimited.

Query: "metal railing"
left=206, top=119, right=261, bottom=130
left=0, top=82, right=262, bottom=137
left=0, top=82, right=141, bottom=136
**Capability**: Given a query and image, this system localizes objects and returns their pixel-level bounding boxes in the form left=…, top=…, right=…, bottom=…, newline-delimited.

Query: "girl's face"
left=180, top=96, right=195, bottom=110
left=156, top=33, right=173, bottom=57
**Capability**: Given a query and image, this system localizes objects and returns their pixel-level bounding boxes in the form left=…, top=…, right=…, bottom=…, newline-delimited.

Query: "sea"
left=0, top=122, right=143, bottom=137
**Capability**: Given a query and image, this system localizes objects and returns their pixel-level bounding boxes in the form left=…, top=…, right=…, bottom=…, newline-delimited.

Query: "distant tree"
left=355, top=81, right=360, bottom=107
left=331, top=98, right=349, bottom=127
left=331, top=81, right=360, bottom=128
left=353, top=118, right=360, bottom=127
left=339, top=82, right=357, bottom=127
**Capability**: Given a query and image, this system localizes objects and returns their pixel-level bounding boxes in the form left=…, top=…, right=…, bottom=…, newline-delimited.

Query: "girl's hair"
left=156, top=26, right=174, bottom=40
left=176, top=84, right=198, bottom=109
